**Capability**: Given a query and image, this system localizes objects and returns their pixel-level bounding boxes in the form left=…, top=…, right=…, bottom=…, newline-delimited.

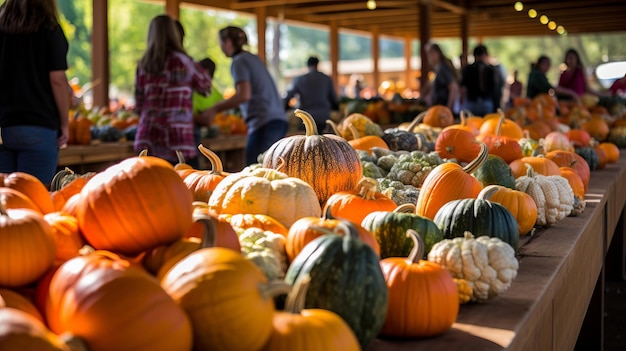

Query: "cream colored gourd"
left=427, top=231, right=518, bottom=302
left=514, top=165, right=574, bottom=227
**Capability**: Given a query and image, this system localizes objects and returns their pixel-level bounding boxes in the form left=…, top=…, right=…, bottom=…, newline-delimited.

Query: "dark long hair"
left=0, top=0, right=59, bottom=33
left=138, top=15, right=187, bottom=75
left=219, top=26, right=248, bottom=55
left=427, top=43, right=459, bottom=81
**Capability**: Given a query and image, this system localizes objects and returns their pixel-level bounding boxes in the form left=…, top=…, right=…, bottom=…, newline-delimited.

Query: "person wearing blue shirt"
left=196, top=26, right=287, bottom=166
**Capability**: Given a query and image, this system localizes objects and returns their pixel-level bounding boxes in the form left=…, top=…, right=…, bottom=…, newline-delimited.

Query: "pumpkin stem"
left=61, top=333, right=89, bottom=351
left=393, top=203, right=416, bottom=213
left=321, top=202, right=335, bottom=220
left=495, top=115, right=505, bottom=137
left=357, top=177, right=379, bottom=200
left=198, top=144, right=224, bottom=174
left=406, top=111, right=426, bottom=133
left=459, top=110, right=467, bottom=126
left=477, top=184, right=502, bottom=201
left=175, top=150, right=186, bottom=165
left=78, top=245, right=96, bottom=255
left=190, top=214, right=217, bottom=248
left=284, top=275, right=312, bottom=314
left=462, top=142, right=488, bottom=174
left=524, top=163, right=536, bottom=178
left=259, top=280, right=294, bottom=301
left=406, top=229, right=425, bottom=263
left=138, top=149, right=148, bottom=157
left=326, top=119, right=341, bottom=137
left=347, top=124, right=361, bottom=139
left=294, top=109, right=319, bottom=136
left=532, top=145, right=545, bottom=157
left=0, top=195, right=7, bottom=216
left=463, top=231, right=476, bottom=240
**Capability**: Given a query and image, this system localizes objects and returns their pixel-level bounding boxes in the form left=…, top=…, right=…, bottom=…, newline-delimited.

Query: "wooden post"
left=329, top=20, right=339, bottom=95
left=371, top=25, right=380, bottom=95
left=460, top=11, right=469, bottom=67
left=92, top=0, right=110, bottom=108
left=255, top=7, right=267, bottom=64
left=418, top=0, right=432, bottom=95
left=165, top=0, right=180, bottom=19
left=404, top=34, right=414, bottom=91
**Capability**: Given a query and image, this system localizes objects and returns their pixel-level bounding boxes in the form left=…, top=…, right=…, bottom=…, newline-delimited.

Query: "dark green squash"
left=361, top=205, right=443, bottom=259
left=472, top=154, right=515, bottom=189
left=433, top=197, right=519, bottom=251
left=284, top=220, right=388, bottom=348
left=575, top=146, right=599, bottom=171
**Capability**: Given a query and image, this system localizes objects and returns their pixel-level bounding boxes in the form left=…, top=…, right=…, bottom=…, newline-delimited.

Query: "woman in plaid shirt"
left=134, top=14, right=211, bottom=166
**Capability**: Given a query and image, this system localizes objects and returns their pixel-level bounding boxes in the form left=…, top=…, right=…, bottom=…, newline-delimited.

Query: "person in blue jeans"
left=196, top=26, right=288, bottom=166
left=0, top=0, right=71, bottom=186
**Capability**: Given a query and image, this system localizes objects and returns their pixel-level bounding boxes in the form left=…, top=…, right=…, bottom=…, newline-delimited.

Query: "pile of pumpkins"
left=0, top=100, right=622, bottom=350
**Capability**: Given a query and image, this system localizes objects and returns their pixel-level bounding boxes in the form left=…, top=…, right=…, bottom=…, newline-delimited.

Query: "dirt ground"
left=604, top=279, right=626, bottom=350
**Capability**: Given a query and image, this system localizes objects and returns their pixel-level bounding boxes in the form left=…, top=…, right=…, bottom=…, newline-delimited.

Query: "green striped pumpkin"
left=262, top=109, right=362, bottom=205
left=472, top=154, right=516, bottom=189
left=361, top=206, right=443, bottom=259
left=433, top=197, right=519, bottom=251
left=284, top=220, right=387, bottom=348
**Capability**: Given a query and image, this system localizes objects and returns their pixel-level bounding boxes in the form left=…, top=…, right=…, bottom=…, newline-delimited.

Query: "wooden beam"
left=432, top=0, right=467, bottom=15
left=372, top=25, right=380, bottom=92
left=256, top=7, right=266, bottom=64
left=419, top=1, right=431, bottom=94
left=284, top=1, right=416, bottom=16
left=329, top=20, right=339, bottom=95
left=92, top=0, right=109, bottom=108
left=229, top=0, right=335, bottom=10
left=301, top=8, right=421, bottom=22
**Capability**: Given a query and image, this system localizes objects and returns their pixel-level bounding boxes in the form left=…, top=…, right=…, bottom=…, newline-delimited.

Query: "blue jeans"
left=246, top=119, right=288, bottom=166
left=465, top=98, right=495, bottom=117
left=0, top=125, right=59, bottom=185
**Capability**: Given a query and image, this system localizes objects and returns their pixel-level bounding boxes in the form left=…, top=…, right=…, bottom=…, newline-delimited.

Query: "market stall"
left=57, top=134, right=247, bottom=173
left=366, top=154, right=626, bottom=351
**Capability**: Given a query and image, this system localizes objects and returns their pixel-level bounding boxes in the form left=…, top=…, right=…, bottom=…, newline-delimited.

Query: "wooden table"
left=57, top=135, right=247, bottom=173
left=366, top=155, right=626, bottom=351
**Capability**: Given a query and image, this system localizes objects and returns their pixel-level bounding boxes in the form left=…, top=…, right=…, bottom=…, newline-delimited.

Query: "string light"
left=366, top=0, right=376, bottom=10
left=548, top=21, right=557, bottom=30
left=528, top=9, right=537, bottom=18
left=539, top=15, right=549, bottom=24
left=514, top=2, right=523, bottom=11
left=516, top=3, right=565, bottom=35
left=556, top=26, right=566, bottom=35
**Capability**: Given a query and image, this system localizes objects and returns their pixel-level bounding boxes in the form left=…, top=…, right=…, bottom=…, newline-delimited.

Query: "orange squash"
left=177, top=145, right=228, bottom=202
left=415, top=143, right=488, bottom=219
left=324, top=177, right=397, bottom=225
left=0, top=172, right=54, bottom=213
left=478, top=113, right=524, bottom=140
left=544, top=150, right=591, bottom=192
left=435, top=128, right=481, bottom=164
left=509, top=156, right=561, bottom=178
left=422, top=105, right=454, bottom=129
left=477, top=115, right=523, bottom=163
left=597, top=142, right=620, bottom=163
left=477, top=185, right=538, bottom=236
left=43, top=212, right=85, bottom=266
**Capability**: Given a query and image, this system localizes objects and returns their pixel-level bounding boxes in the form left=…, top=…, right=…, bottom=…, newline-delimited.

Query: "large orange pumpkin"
left=0, top=172, right=54, bottom=214
left=509, top=156, right=561, bottom=178
left=262, top=109, right=363, bottom=205
left=0, top=308, right=82, bottom=351
left=434, top=128, right=481, bottom=164
left=477, top=185, right=538, bottom=236
left=0, top=187, right=41, bottom=212
left=0, top=202, right=56, bottom=287
left=0, top=288, right=44, bottom=323
left=379, top=229, right=458, bottom=338
left=43, top=212, right=85, bottom=266
left=161, top=247, right=281, bottom=351
left=415, top=142, right=488, bottom=219
left=478, top=114, right=524, bottom=140
left=46, top=250, right=192, bottom=351
left=477, top=115, right=523, bottom=163
left=75, top=155, right=194, bottom=257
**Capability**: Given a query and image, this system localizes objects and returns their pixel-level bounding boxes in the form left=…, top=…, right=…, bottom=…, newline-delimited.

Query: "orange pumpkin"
left=68, top=114, right=92, bottom=146
left=262, top=277, right=360, bottom=351
left=0, top=308, right=81, bottom=351
left=75, top=155, right=194, bottom=257
left=477, top=185, right=538, bottom=236
left=43, top=212, right=85, bottom=266
left=50, top=177, right=89, bottom=212
left=0, top=187, right=42, bottom=212
left=544, top=150, right=591, bottom=192
left=161, top=247, right=281, bottom=351
left=341, top=122, right=389, bottom=155
left=422, top=105, right=454, bottom=128
left=379, top=229, right=458, bottom=338
left=415, top=143, right=487, bottom=219
left=324, top=177, right=397, bottom=225
left=435, top=128, right=481, bottom=164
left=0, top=172, right=54, bottom=213
left=558, top=167, right=585, bottom=200
left=580, top=117, right=610, bottom=142
left=509, top=156, right=561, bottom=178
left=441, top=110, right=479, bottom=136
left=477, top=115, right=523, bottom=163
left=597, top=142, right=620, bottom=163
left=565, top=129, right=592, bottom=148
left=0, top=202, right=56, bottom=287
left=286, top=205, right=380, bottom=262
left=177, top=145, right=228, bottom=202
left=46, top=250, right=192, bottom=351
left=0, top=288, right=44, bottom=323
left=478, top=114, right=524, bottom=140
left=593, top=145, right=608, bottom=170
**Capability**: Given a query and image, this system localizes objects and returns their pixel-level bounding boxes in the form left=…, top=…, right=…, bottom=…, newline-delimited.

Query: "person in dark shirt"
left=460, top=44, right=498, bottom=116
left=424, top=43, right=459, bottom=114
left=284, top=56, right=339, bottom=133
left=527, top=55, right=579, bottom=102
left=0, top=0, right=71, bottom=186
